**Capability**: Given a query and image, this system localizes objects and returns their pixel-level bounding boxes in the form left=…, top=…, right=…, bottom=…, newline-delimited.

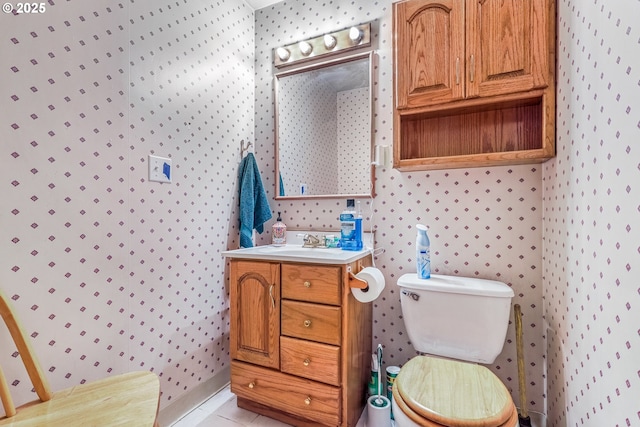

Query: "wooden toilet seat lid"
left=395, top=356, right=514, bottom=427
left=393, top=384, right=519, bottom=427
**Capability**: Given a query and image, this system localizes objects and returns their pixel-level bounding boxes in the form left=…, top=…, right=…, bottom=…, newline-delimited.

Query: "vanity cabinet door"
left=230, top=260, right=280, bottom=369
left=394, top=0, right=465, bottom=108
left=465, top=0, right=549, bottom=98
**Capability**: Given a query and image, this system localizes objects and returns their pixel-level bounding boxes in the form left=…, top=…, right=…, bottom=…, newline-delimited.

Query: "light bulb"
left=324, top=34, right=337, bottom=50
left=299, top=41, right=313, bottom=56
left=276, top=47, right=290, bottom=61
left=349, top=26, right=362, bottom=43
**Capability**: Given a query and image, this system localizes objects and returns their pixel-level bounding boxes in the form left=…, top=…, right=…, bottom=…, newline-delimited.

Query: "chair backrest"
left=0, top=289, right=52, bottom=418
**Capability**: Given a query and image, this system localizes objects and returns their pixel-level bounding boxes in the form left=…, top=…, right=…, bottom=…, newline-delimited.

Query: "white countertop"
left=222, top=244, right=371, bottom=264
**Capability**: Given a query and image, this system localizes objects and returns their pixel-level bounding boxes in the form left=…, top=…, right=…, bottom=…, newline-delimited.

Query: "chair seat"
left=0, top=371, right=159, bottom=427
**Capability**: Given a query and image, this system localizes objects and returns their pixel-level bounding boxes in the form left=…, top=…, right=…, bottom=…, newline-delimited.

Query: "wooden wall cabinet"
left=229, top=257, right=372, bottom=427
left=393, top=0, right=556, bottom=170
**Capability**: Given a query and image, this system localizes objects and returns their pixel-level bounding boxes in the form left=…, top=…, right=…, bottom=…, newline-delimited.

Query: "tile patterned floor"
left=170, top=385, right=369, bottom=427
left=169, top=385, right=535, bottom=427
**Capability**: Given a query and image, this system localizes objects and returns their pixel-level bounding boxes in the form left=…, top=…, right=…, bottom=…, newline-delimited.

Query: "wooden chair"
left=0, top=289, right=160, bottom=426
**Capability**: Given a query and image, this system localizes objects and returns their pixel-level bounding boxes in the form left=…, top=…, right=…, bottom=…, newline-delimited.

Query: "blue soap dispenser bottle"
left=416, top=224, right=431, bottom=279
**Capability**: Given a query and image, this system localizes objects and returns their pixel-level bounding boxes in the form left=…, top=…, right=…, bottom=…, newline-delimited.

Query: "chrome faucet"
left=302, top=234, right=325, bottom=248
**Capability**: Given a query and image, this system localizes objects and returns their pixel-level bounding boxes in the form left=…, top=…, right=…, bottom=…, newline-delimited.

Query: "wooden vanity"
left=225, top=248, right=373, bottom=427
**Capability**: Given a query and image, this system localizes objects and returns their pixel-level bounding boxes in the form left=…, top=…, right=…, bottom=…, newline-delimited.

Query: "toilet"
left=392, top=274, right=518, bottom=427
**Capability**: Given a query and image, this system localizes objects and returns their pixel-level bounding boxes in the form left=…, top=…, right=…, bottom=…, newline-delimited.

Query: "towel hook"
left=240, top=139, right=253, bottom=158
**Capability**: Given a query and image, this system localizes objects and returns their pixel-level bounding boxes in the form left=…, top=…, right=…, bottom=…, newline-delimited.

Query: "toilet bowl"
left=394, top=274, right=517, bottom=427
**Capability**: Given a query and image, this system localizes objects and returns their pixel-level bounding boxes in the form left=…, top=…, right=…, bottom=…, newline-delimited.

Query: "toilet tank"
left=397, top=274, right=514, bottom=364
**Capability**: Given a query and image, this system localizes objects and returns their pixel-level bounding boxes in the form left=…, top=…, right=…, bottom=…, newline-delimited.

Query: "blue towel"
left=238, top=153, right=272, bottom=247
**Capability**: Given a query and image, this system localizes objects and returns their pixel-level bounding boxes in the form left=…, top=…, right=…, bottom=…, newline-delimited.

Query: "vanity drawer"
left=281, top=300, right=341, bottom=346
left=281, top=336, right=340, bottom=386
left=281, top=264, right=341, bottom=306
left=231, top=360, right=341, bottom=426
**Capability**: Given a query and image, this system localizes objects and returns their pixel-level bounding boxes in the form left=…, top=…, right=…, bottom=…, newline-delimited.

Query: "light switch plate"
left=149, top=155, right=172, bottom=183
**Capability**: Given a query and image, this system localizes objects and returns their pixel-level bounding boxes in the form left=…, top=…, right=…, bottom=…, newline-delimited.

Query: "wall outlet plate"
left=149, top=155, right=172, bottom=183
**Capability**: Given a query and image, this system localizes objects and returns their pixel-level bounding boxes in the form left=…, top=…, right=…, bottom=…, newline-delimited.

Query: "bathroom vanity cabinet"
left=393, top=0, right=556, bottom=170
left=229, top=256, right=372, bottom=427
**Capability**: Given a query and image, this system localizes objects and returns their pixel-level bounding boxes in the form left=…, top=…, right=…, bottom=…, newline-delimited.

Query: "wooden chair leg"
left=0, top=364, right=16, bottom=417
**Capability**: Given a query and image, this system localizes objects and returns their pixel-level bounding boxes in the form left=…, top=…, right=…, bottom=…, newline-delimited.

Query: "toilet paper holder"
left=348, top=265, right=369, bottom=291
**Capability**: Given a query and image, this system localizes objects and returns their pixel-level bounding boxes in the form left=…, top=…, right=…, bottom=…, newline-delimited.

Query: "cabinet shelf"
left=394, top=91, right=555, bottom=171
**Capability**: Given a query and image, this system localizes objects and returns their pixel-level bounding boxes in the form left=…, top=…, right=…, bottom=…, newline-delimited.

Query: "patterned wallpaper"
left=2, top=0, right=637, bottom=425
left=1, top=0, right=253, bottom=412
left=544, top=1, right=640, bottom=426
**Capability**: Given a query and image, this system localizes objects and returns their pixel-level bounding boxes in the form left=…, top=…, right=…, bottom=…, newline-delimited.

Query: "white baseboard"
left=157, top=367, right=231, bottom=427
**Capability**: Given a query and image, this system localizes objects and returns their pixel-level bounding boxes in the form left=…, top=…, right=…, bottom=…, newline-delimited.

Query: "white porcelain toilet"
left=392, top=274, right=518, bottom=427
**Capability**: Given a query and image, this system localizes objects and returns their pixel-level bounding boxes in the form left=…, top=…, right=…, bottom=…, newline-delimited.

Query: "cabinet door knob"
left=304, top=396, right=312, bottom=405
left=248, top=382, right=255, bottom=389
left=303, top=319, right=311, bottom=328
left=303, top=358, right=311, bottom=366
left=303, top=281, right=311, bottom=288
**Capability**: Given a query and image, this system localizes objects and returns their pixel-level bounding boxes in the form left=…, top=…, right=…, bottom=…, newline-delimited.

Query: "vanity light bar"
left=274, top=22, right=371, bottom=68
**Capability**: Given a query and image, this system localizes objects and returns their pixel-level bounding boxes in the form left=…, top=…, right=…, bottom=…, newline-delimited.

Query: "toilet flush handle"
left=401, top=289, right=420, bottom=301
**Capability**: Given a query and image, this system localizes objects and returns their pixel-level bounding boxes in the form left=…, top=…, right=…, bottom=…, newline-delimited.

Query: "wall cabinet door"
left=465, top=0, right=549, bottom=98
left=395, top=0, right=465, bottom=108
left=230, top=261, right=280, bottom=369
left=395, top=0, right=549, bottom=107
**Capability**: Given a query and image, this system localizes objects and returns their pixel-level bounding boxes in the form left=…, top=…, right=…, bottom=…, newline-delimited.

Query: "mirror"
left=275, top=52, right=374, bottom=199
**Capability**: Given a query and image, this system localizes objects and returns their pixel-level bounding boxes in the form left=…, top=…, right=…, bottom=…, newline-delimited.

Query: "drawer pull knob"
left=304, top=281, right=311, bottom=288
left=248, top=382, right=255, bottom=389
left=303, top=358, right=310, bottom=366
left=304, top=397, right=312, bottom=405
left=303, top=320, right=311, bottom=328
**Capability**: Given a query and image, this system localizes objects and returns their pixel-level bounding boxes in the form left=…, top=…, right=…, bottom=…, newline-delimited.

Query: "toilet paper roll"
left=367, top=395, right=391, bottom=427
left=352, top=267, right=385, bottom=303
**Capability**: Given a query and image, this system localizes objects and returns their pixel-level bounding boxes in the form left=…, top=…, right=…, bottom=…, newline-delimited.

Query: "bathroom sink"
left=222, top=244, right=370, bottom=264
